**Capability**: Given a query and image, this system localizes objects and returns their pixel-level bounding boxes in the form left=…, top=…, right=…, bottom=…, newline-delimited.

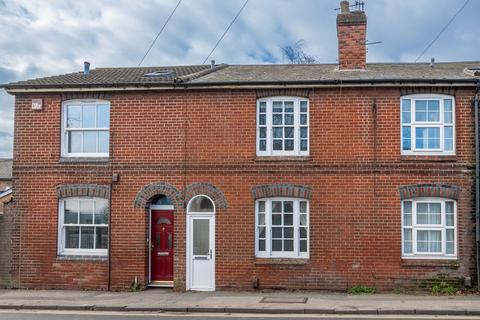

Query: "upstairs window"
left=402, top=198, right=456, bottom=259
left=257, top=97, right=309, bottom=156
left=401, top=95, right=454, bottom=155
left=62, top=100, right=110, bottom=157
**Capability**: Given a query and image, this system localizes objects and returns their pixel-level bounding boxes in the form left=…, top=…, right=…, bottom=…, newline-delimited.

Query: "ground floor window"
left=402, top=197, right=456, bottom=259
left=256, top=198, right=308, bottom=258
left=58, top=197, right=108, bottom=256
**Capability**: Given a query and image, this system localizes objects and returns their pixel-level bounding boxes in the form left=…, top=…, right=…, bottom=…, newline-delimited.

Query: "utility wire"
left=414, top=0, right=470, bottom=62
left=202, top=0, right=249, bottom=65
left=138, top=0, right=182, bottom=66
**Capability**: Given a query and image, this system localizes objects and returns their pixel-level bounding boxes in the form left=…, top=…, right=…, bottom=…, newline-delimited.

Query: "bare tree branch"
left=280, top=40, right=317, bottom=64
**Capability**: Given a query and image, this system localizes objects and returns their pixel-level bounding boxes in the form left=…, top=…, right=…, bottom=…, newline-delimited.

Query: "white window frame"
left=256, top=97, right=309, bottom=156
left=401, top=197, right=457, bottom=260
left=400, top=94, right=455, bottom=156
left=255, top=198, right=309, bottom=258
left=61, top=99, right=110, bottom=158
left=57, top=197, right=108, bottom=256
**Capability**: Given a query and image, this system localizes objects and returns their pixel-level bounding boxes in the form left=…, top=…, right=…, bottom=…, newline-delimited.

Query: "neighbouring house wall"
left=0, top=201, right=13, bottom=288
left=9, top=87, right=477, bottom=291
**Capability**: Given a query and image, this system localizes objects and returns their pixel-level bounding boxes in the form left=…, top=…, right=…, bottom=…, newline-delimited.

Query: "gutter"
left=475, top=80, right=480, bottom=291
left=3, top=79, right=479, bottom=94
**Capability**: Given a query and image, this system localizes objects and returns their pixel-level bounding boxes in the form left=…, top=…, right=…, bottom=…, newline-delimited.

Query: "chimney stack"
left=336, top=1, right=367, bottom=70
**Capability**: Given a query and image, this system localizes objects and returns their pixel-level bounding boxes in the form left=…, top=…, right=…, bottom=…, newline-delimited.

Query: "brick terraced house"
left=2, top=2, right=480, bottom=291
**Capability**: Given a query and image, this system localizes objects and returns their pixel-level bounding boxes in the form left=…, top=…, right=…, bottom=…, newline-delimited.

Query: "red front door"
left=151, top=210, right=174, bottom=282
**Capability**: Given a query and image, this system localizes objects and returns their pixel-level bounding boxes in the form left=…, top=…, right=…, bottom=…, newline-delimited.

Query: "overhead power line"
left=138, top=0, right=182, bottom=67
left=202, top=0, right=249, bottom=65
left=414, top=0, right=470, bottom=62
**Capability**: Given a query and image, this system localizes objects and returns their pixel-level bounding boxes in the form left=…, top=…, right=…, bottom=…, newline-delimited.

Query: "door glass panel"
left=156, top=232, right=160, bottom=248
left=193, top=219, right=209, bottom=255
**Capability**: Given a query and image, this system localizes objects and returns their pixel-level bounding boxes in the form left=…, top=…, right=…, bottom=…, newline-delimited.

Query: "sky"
left=0, top=0, right=479, bottom=158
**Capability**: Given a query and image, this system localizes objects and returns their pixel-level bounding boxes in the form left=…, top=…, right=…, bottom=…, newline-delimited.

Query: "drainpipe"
left=475, top=80, right=480, bottom=291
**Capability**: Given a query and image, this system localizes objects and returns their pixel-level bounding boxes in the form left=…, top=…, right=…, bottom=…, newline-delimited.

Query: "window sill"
left=400, top=155, right=457, bottom=162
left=401, top=258, right=459, bottom=269
left=59, top=157, right=110, bottom=164
left=255, top=156, right=311, bottom=162
left=57, top=255, right=108, bottom=262
left=254, top=257, right=309, bottom=265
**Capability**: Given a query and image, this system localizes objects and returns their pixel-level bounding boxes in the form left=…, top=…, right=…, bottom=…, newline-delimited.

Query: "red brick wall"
left=10, top=87, right=477, bottom=291
left=337, top=23, right=367, bottom=70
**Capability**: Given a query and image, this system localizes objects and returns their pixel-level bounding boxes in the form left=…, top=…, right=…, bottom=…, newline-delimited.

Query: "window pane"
left=284, top=101, right=294, bottom=112
left=272, top=227, right=282, bottom=238
left=415, top=100, right=427, bottom=121
left=402, top=126, right=411, bottom=150
left=284, top=214, right=293, bottom=225
left=446, top=229, right=454, bottom=254
left=284, top=240, right=293, bottom=251
left=427, top=100, right=440, bottom=122
left=284, top=140, right=294, bottom=150
left=427, top=128, right=440, bottom=149
left=95, top=227, right=108, bottom=249
left=64, top=199, right=78, bottom=224
left=259, top=239, right=265, bottom=251
left=300, top=101, right=308, bottom=112
left=272, top=201, right=282, bottom=213
left=83, top=131, right=97, bottom=153
left=82, top=105, right=96, bottom=128
left=417, top=230, right=441, bottom=253
left=417, top=203, right=428, bottom=213
left=259, top=101, right=266, bottom=113
left=402, top=99, right=411, bottom=124
left=403, top=229, right=412, bottom=254
left=444, top=99, right=453, bottom=124
left=403, top=213, right=412, bottom=226
left=67, top=105, right=81, bottom=128
left=446, top=201, right=454, bottom=226
left=284, top=114, right=294, bottom=125
left=300, top=114, right=307, bottom=125
left=300, top=227, right=307, bottom=238
left=259, top=140, right=266, bottom=151
left=273, top=114, right=282, bottom=125
left=188, top=196, right=214, bottom=212
left=444, top=126, right=453, bottom=151
left=272, top=101, right=283, bottom=112
left=300, top=214, right=307, bottom=226
left=193, top=219, right=209, bottom=255
left=96, top=104, right=110, bottom=128
left=301, top=139, right=308, bottom=151
left=273, top=139, right=282, bottom=150
left=285, top=127, right=294, bottom=138
left=68, top=131, right=82, bottom=153
left=94, top=200, right=108, bottom=224
left=258, top=226, right=265, bottom=238
left=258, top=213, right=265, bottom=226
left=300, top=239, right=307, bottom=252
left=300, top=127, right=307, bottom=139
left=259, top=127, right=266, bottom=139
left=259, top=114, right=266, bottom=125
left=273, top=127, right=283, bottom=138
left=79, top=199, right=94, bottom=224
left=415, top=128, right=426, bottom=149
left=65, top=226, right=79, bottom=249
left=258, top=201, right=265, bottom=213
left=98, top=131, right=109, bottom=153
left=80, top=227, right=95, bottom=249
left=272, top=239, right=282, bottom=251
left=300, top=201, right=307, bottom=213
left=403, top=201, right=412, bottom=214
left=272, top=214, right=281, bottom=225
left=284, top=201, right=293, bottom=212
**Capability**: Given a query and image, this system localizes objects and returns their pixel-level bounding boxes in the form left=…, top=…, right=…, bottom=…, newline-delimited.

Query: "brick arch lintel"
left=56, top=184, right=110, bottom=199
left=184, top=182, right=228, bottom=210
left=398, top=184, right=461, bottom=200
left=133, top=182, right=183, bottom=209
left=251, top=184, right=312, bottom=200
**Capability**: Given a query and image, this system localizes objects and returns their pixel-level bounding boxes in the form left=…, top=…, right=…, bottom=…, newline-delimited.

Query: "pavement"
left=0, top=289, right=479, bottom=316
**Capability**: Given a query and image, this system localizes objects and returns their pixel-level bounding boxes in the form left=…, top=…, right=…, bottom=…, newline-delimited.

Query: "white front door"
left=187, top=215, right=215, bottom=291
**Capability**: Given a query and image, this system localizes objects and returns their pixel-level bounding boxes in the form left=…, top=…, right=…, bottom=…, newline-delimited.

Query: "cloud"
left=0, top=0, right=479, bottom=158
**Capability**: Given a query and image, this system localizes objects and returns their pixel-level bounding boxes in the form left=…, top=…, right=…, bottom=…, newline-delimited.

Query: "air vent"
left=464, top=67, right=480, bottom=77
left=143, top=70, right=174, bottom=77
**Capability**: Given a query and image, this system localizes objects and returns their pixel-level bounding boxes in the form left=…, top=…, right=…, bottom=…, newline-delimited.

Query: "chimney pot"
left=83, top=61, right=90, bottom=75
left=340, top=0, right=350, bottom=13
left=211, top=60, right=215, bottom=69
left=430, top=57, right=435, bottom=68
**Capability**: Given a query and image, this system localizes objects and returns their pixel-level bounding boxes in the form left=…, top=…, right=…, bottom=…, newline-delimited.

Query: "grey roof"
left=0, top=159, right=12, bottom=180
left=3, top=62, right=480, bottom=90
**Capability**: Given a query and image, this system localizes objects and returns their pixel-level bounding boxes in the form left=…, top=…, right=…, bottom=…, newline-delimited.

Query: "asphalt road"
left=1, top=310, right=480, bottom=320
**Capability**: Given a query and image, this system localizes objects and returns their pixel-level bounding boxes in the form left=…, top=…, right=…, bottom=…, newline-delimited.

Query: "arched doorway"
left=186, top=195, right=215, bottom=291
left=149, top=195, right=174, bottom=286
